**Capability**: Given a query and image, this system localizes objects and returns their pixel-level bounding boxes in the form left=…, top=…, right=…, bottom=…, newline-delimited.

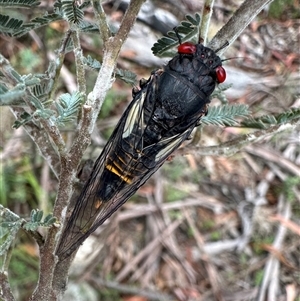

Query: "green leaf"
left=12, top=111, right=32, bottom=129
left=32, top=82, right=52, bottom=103
left=82, top=55, right=137, bottom=85
left=21, top=74, right=41, bottom=86
left=0, top=84, right=27, bottom=105
left=0, top=14, right=23, bottom=35
left=0, top=205, right=23, bottom=255
left=13, top=12, right=63, bottom=37
left=23, top=210, right=56, bottom=231
left=152, top=13, right=201, bottom=57
left=61, top=0, right=84, bottom=24
left=211, top=84, right=232, bottom=104
left=23, top=222, right=37, bottom=231
left=43, top=214, right=56, bottom=226
left=34, top=210, right=43, bottom=223
left=202, top=104, right=250, bottom=126
left=78, top=20, right=99, bottom=32
left=30, top=209, right=37, bottom=221
left=55, top=91, right=84, bottom=125
left=0, top=0, right=41, bottom=8
left=115, top=68, right=137, bottom=85
left=83, top=55, right=101, bottom=70
left=241, top=108, right=300, bottom=129
left=34, top=108, right=56, bottom=119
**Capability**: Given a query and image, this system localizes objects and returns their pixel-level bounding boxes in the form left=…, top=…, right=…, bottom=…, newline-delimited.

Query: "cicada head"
left=175, top=41, right=226, bottom=84
left=195, top=43, right=226, bottom=83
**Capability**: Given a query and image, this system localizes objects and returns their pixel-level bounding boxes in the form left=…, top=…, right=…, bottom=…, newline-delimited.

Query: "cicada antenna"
left=221, top=56, right=245, bottom=63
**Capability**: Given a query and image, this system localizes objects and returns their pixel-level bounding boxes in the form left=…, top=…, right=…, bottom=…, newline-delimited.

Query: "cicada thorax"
left=151, top=43, right=224, bottom=133
left=167, top=43, right=225, bottom=101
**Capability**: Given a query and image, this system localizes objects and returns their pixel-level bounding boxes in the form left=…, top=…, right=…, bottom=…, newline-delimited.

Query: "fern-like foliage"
left=202, top=104, right=250, bottom=126
left=20, top=74, right=41, bottom=86
left=0, top=69, right=50, bottom=106
left=0, top=14, right=23, bottom=35
left=0, top=205, right=56, bottom=255
left=12, top=111, right=32, bottom=128
left=32, top=81, right=52, bottom=104
left=14, top=12, right=63, bottom=37
left=78, top=1, right=91, bottom=10
left=0, top=1, right=91, bottom=36
left=0, top=0, right=69, bottom=36
left=115, top=68, right=137, bottom=85
left=152, top=13, right=201, bottom=57
left=78, top=19, right=99, bottom=32
left=12, top=107, right=56, bottom=129
left=0, top=83, right=8, bottom=95
left=61, top=0, right=84, bottom=24
left=0, top=205, right=23, bottom=255
left=0, top=11, right=63, bottom=37
left=241, top=108, right=300, bottom=129
left=55, top=91, right=84, bottom=125
left=211, top=84, right=232, bottom=104
left=0, top=83, right=27, bottom=105
left=23, top=209, right=56, bottom=231
left=83, top=55, right=137, bottom=85
left=83, top=54, right=101, bottom=69
left=0, top=0, right=40, bottom=8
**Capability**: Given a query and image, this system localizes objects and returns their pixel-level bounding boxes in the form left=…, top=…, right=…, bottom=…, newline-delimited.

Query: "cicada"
left=56, top=38, right=226, bottom=261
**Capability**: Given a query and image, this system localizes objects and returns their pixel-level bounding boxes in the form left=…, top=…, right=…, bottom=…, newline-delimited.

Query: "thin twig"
left=245, top=144, right=300, bottom=176
left=177, top=120, right=299, bottom=158
left=200, top=0, right=215, bottom=45
left=71, top=28, right=86, bottom=95
left=47, top=51, right=77, bottom=94
left=91, top=0, right=146, bottom=123
left=116, top=218, right=184, bottom=282
left=209, top=0, right=275, bottom=53
left=118, top=195, right=225, bottom=221
left=69, top=105, right=93, bottom=161
left=257, top=196, right=292, bottom=301
left=49, top=30, right=73, bottom=100
left=0, top=272, right=16, bottom=301
left=92, top=0, right=111, bottom=43
left=183, top=209, right=225, bottom=301
left=131, top=181, right=162, bottom=285
left=89, top=277, right=174, bottom=301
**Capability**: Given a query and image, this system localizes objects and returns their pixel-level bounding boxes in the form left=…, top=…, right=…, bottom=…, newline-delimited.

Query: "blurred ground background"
left=0, top=0, right=299, bottom=300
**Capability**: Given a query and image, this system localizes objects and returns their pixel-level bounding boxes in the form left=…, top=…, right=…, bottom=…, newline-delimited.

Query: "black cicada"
left=56, top=38, right=226, bottom=261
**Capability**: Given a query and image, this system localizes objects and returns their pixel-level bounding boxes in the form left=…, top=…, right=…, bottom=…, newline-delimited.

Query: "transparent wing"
left=56, top=72, right=198, bottom=261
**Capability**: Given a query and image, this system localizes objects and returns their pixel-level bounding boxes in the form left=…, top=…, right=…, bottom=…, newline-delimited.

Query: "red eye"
left=178, top=42, right=196, bottom=54
left=216, top=66, right=226, bottom=83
